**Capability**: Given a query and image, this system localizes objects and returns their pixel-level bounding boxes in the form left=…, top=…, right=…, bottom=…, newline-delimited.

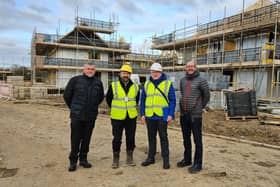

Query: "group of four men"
left=63, top=60, right=210, bottom=174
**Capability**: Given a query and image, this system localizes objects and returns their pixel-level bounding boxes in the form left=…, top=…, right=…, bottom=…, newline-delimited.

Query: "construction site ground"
left=0, top=100, right=280, bottom=186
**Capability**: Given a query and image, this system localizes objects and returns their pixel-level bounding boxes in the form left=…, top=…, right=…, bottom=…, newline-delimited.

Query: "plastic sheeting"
left=165, top=71, right=230, bottom=91
left=209, top=91, right=225, bottom=110
left=0, top=83, right=13, bottom=98
left=234, top=69, right=268, bottom=98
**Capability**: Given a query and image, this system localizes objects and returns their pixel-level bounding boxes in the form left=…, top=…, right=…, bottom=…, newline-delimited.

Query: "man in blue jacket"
left=140, top=63, right=176, bottom=169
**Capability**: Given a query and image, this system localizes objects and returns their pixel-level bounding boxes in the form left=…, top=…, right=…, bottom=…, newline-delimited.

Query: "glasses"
left=186, top=65, right=195, bottom=68
left=86, top=68, right=95, bottom=70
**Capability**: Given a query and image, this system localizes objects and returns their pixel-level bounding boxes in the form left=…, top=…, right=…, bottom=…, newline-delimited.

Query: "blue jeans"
left=180, top=114, right=203, bottom=166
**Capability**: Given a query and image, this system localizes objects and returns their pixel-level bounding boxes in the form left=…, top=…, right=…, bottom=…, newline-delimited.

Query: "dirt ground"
left=202, top=111, right=280, bottom=146
left=0, top=100, right=280, bottom=187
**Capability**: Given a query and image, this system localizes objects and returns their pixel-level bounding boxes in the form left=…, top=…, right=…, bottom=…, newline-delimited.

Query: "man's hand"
left=167, top=115, right=172, bottom=123
left=141, top=116, right=146, bottom=124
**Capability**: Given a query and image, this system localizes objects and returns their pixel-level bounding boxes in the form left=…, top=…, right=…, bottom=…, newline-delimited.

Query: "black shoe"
left=79, top=160, right=92, bottom=168
left=177, top=159, right=192, bottom=168
left=163, top=158, right=170, bottom=169
left=188, top=164, right=202, bottom=174
left=141, top=158, right=155, bottom=167
left=68, top=163, right=77, bottom=172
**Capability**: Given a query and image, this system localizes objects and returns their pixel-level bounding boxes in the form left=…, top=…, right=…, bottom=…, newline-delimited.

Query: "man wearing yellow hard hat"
left=106, top=64, right=140, bottom=169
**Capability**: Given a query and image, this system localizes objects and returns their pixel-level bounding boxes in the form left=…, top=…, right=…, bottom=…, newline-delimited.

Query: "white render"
left=52, top=49, right=88, bottom=60
left=56, top=69, right=81, bottom=88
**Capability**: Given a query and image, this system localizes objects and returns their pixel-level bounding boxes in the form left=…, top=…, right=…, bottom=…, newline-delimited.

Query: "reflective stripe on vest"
left=144, top=80, right=171, bottom=117
left=110, top=81, right=138, bottom=120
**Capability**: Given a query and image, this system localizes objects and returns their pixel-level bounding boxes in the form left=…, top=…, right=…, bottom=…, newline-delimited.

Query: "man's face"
left=150, top=71, right=162, bottom=80
left=83, top=65, right=96, bottom=77
left=186, top=62, right=196, bottom=75
left=120, top=71, right=131, bottom=82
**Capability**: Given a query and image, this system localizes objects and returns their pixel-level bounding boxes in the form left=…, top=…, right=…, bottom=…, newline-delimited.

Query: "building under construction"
left=31, top=17, right=157, bottom=92
left=152, top=0, right=280, bottom=99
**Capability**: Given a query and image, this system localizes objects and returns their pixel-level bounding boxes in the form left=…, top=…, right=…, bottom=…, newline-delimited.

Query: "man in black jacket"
left=64, top=63, right=104, bottom=172
left=177, top=60, right=210, bottom=174
left=106, top=64, right=140, bottom=169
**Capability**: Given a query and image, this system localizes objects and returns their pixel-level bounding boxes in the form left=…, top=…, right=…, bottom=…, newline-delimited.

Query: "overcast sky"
left=0, top=0, right=261, bottom=67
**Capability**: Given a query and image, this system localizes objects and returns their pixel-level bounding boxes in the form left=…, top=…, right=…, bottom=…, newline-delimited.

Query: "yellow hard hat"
left=120, top=64, right=132, bottom=73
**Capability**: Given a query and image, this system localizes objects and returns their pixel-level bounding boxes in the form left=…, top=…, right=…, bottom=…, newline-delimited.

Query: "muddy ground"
left=201, top=110, right=280, bottom=146
left=0, top=100, right=279, bottom=186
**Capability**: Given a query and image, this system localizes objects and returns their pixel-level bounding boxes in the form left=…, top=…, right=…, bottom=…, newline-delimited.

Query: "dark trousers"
left=146, top=119, right=169, bottom=159
left=111, top=117, right=137, bottom=152
left=180, top=113, right=203, bottom=166
left=69, top=119, right=95, bottom=163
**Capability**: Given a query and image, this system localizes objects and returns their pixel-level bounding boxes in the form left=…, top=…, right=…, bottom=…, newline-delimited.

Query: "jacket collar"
left=186, top=71, right=199, bottom=80
left=83, top=73, right=95, bottom=79
left=118, top=78, right=133, bottom=88
left=149, top=73, right=167, bottom=86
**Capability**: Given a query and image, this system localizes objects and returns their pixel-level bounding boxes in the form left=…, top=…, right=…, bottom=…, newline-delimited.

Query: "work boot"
left=163, top=157, right=170, bottom=169
left=141, top=158, right=155, bottom=167
left=177, top=159, right=192, bottom=168
left=112, top=152, right=120, bottom=169
left=79, top=160, right=92, bottom=168
left=126, top=150, right=136, bottom=166
left=79, top=153, right=92, bottom=168
left=188, top=164, right=202, bottom=174
left=68, top=161, right=77, bottom=172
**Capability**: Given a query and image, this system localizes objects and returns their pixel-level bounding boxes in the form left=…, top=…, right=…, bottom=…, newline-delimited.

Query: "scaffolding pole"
left=221, top=4, right=227, bottom=74
left=196, top=16, right=198, bottom=62
left=271, top=3, right=279, bottom=97
left=239, top=0, right=245, bottom=64
left=183, top=19, right=186, bottom=65
left=173, top=24, right=176, bottom=72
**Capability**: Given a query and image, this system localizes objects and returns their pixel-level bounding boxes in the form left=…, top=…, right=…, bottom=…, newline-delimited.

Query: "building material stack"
left=30, top=84, right=48, bottom=99
left=257, top=98, right=280, bottom=125
left=13, top=87, right=30, bottom=100
left=224, top=89, right=258, bottom=120
left=7, top=76, right=24, bottom=87
left=6, top=76, right=30, bottom=100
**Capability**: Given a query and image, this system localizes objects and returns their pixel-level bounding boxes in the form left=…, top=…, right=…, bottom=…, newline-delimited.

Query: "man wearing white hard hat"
left=140, top=63, right=176, bottom=169
left=106, top=64, right=140, bottom=169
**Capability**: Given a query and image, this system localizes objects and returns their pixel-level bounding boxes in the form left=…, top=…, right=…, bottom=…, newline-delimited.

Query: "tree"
left=10, top=64, right=31, bottom=81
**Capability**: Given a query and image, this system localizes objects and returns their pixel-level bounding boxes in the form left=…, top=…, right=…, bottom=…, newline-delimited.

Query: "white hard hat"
left=150, top=63, right=162, bottom=72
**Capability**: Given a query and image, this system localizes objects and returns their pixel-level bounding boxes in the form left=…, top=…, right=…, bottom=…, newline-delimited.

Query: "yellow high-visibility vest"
left=110, top=81, right=139, bottom=120
left=144, top=80, right=171, bottom=117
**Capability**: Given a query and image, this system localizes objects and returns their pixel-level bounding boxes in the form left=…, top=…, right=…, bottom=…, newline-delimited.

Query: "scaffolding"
left=151, top=1, right=280, bottom=98
left=31, top=14, right=157, bottom=96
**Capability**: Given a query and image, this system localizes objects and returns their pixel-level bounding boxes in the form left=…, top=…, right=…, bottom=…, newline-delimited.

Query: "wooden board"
left=224, top=40, right=236, bottom=51
left=258, top=112, right=280, bottom=119
left=224, top=113, right=258, bottom=121
left=260, top=120, right=280, bottom=126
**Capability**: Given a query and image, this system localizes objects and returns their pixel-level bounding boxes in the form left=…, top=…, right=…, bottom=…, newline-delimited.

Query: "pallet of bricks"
left=257, top=98, right=280, bottom=126
left=224, top=89, right=258, bottom=120
left=7, top=76, right=30, bottom=100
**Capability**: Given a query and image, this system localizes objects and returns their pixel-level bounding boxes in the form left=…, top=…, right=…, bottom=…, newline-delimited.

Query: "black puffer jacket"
left=180, top=71, right=210, bottom=118
left=63, top=74, right=104, bottom=121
